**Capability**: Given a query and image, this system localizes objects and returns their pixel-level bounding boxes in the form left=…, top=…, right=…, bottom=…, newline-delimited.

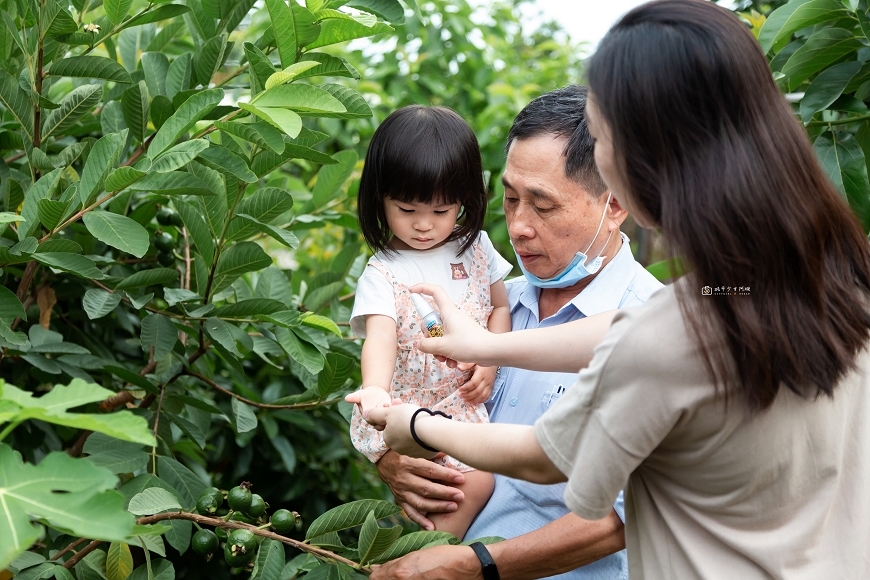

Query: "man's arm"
left=369, top=511, right=625, bottom=580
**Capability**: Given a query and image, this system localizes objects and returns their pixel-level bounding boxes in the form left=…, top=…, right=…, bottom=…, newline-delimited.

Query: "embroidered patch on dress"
left=450, top=263, right=468, bottom=280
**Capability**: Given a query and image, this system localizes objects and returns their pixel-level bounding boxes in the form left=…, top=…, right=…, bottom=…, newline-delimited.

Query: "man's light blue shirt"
left=465, top=233, right=663, bottom=580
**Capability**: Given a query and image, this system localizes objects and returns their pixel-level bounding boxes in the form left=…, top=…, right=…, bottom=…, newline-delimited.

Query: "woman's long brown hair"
left=588, top=0, right=870, bottom=411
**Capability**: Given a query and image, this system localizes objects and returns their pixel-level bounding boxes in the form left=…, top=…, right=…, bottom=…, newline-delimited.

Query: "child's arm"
left=457, top=279, right=511, bottom=404
left=346, top=314, right=397, bottom=418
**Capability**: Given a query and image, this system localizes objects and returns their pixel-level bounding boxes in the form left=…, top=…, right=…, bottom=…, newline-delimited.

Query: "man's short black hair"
left=506, top=85, right=608, bottom=196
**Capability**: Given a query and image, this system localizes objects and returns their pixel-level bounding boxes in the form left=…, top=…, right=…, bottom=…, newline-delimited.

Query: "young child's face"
left=384, top=198, right=461, bottom=251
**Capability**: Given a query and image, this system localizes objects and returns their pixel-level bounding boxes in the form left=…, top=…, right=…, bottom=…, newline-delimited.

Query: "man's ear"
left=607, top=191, right=629, bottom=227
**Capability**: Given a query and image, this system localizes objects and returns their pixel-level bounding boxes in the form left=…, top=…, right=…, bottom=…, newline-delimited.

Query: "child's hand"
left=345, top=385, right=394, bottom=420
left=457, top=365, right=497, bottom=404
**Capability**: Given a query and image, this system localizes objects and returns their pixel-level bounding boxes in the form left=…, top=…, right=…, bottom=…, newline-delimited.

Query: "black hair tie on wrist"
left=409, top=408, right=452, bottom=453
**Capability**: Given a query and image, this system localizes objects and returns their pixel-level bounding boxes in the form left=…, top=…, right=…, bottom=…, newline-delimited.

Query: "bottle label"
left=425, top=320, right=444, bottom=337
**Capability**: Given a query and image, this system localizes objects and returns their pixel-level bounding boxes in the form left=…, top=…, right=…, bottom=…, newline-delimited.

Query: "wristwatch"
left=469, top=541, right=500, bottom=580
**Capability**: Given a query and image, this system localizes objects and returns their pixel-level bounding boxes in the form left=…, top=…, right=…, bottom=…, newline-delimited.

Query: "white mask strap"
left=583, top=190, right=613, bottom=256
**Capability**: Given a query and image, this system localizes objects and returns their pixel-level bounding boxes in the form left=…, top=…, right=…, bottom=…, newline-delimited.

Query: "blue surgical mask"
left=515, top=191, right=613, bottom=289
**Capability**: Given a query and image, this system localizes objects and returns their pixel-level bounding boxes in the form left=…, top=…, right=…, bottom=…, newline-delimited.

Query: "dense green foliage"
left=0, top=0, right=585, bottom=577
left=754, top=0, right=870, bottom=235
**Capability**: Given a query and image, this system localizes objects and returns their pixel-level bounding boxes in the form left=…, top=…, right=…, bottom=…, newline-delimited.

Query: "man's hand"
left=458, top=365, right=497, bottom=404
left=345, top=385, right=393, bottom=420
left=376, top=450, right=465, bottom=531
left=369, top=545, right=480, bottom=580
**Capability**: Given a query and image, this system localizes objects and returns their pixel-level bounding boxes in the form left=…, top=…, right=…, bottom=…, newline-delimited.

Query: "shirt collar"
left=510, top=232, right=639, bottom=321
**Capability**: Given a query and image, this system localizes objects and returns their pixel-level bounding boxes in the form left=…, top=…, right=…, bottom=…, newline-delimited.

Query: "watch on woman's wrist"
left=469, top=541, right=500, bottom=580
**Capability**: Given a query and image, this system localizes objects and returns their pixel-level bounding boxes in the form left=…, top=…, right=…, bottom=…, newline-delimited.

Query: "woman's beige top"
left=536, top=285, right=870, bottom=579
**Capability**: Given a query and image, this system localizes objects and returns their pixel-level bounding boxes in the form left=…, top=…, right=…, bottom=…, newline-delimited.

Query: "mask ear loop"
left=582, top=190, right=613, bottom=257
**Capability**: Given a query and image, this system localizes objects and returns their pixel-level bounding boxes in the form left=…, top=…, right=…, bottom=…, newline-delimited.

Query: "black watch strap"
left=469, top=541, right=500, bottom=580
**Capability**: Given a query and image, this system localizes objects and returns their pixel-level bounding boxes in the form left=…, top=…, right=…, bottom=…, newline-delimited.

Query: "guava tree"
left=0, top=0, right=502, bottom=577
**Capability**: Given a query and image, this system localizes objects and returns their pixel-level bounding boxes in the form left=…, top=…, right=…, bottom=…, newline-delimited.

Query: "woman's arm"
left=457, top=279, right=511, bottom=403
left=411, top=283, right=616, bottom=373
left=367, top=403, right=566, bottom=484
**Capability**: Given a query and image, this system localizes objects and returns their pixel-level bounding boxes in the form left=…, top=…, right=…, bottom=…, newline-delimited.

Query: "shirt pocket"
left=540, top=382, right=568, bottom=411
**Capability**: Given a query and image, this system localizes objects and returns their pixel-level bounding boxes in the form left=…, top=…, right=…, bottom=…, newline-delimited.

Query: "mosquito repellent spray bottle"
left=410, top=293, right=444, bottom=337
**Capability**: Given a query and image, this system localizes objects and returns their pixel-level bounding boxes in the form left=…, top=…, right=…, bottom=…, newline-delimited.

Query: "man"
left=370, top=85, right=663, bottom=579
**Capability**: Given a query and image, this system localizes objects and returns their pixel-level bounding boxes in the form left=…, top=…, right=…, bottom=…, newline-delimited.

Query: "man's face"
left=503, top=135, right=611, bottom=280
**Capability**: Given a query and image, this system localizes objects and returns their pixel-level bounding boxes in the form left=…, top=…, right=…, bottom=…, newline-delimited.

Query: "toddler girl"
left=345, top=105, right=512, bottom=538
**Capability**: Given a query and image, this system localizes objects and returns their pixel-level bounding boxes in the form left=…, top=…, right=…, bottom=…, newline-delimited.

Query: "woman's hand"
left=366, top=402, right=439, bottom=458
left=410, top=283, right=497, bottom=366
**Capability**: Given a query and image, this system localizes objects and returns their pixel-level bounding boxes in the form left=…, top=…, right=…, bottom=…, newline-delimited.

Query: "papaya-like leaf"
left=0, top=442, right=138, bottom=570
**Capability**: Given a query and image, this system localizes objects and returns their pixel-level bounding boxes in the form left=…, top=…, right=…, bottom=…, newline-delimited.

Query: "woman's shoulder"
left=602, top=285, right=701, bottom=374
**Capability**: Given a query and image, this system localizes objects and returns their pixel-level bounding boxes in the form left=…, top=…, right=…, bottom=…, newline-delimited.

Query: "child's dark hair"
left=357, top=105, right=487, bottom=256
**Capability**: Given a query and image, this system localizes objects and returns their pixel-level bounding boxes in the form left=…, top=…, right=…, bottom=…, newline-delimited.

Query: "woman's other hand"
left=366, top=402, right=439, bottom=458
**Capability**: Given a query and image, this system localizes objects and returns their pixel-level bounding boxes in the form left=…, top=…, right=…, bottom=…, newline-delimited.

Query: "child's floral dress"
left=350, top=240, right=494, bottom=471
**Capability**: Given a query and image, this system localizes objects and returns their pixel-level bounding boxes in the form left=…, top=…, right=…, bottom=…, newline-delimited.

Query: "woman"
left=367, top=1, right=870, bottom=578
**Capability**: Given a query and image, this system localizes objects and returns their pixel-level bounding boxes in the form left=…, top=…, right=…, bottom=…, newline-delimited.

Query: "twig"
left=100, top=344, right=207, bottom=411
left=11, top=261, right=38, bottom=330
left=151, top=384, right=166, bottom=473
left=185, top=371, right=343, bottom=410
left=135, top=512, right=369, bottom=572
left=50, top=537, right=87, bottom=561
left=67, top=430, right=92, bottom=458
left=62, top=540, right=101, bottom=569
left=182, top=227, right=191, bottom=291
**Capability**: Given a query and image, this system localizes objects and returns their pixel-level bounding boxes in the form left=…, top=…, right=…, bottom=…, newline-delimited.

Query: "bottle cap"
left=410, top=293, right=435, bottom=318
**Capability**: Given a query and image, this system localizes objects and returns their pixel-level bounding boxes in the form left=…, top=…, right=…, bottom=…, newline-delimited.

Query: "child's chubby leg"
left=428, top=469, right=494, bottom=540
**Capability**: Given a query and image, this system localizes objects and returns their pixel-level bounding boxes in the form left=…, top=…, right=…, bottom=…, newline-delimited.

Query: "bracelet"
left=469, top=541, right=500, bottom=580
left=409, top=408, right=452, bottom=453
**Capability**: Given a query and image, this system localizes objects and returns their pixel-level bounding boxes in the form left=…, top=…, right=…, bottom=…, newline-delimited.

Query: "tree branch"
left=185, top=371, right=342, bottom=410
left=62, top=540, right=102, bottom=569
left=50, top=537, right=87, bottom=561
left=135, top=512, right=370, bottom=572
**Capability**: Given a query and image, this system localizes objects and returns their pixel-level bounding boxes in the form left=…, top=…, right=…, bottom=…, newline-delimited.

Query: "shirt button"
left=510, top=398, right=518, bottom=407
